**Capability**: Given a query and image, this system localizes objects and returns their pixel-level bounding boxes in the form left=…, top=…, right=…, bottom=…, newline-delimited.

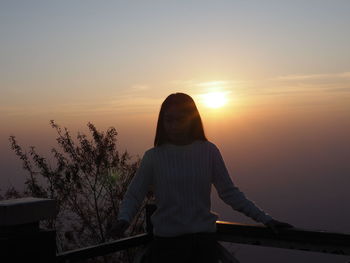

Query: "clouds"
left=272, top=72, right=350, bottom=81
left=173, top=71, right=350, bottom=98
left=262, top=71, right=350, bottom=96
left=168, top=71, right=350, bottom=114
left=1, top=70, right=349, bottom=119
left=0, top=83, right=159, bottom=118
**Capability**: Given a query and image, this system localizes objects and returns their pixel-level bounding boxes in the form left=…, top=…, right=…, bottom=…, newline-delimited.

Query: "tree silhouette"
left=5, top=120, right=153, bottom=262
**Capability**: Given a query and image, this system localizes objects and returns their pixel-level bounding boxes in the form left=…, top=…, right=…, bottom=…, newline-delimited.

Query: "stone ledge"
left=0, top=197, right=56, bottom=226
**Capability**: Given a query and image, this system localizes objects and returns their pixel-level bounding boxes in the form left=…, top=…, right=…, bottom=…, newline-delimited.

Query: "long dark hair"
left=154, top=93, right=207, bottom=146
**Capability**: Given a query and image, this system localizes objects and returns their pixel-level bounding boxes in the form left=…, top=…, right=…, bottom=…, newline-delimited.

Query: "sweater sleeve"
left=211, top=144, right=272, bottom=224
left=117, top=150, right=153, bottom=223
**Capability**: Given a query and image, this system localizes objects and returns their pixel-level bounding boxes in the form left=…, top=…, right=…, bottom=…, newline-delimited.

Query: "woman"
left=112, top=93, right=292, bottom=262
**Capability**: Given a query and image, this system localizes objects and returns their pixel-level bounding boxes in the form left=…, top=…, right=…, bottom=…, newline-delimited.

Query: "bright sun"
left=202, top=92, right=228, bottom=108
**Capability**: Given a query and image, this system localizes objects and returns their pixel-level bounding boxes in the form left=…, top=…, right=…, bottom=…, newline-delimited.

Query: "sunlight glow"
left=202, top=92, right=228, bottom=108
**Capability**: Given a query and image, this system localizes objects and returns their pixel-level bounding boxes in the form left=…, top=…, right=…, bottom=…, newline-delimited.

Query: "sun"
left=202, top=92, right=228, bottom=108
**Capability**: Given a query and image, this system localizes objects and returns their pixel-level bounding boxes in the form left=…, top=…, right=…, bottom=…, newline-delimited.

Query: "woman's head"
left=154, top=93, right=207, bottom=146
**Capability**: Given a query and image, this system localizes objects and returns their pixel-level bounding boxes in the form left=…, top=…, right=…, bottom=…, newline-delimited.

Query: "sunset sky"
left=1, top=1, right=350, bottom=262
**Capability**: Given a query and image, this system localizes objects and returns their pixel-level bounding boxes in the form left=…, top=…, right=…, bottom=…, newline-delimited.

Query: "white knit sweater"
left=117, top=140, right=272, bottom=237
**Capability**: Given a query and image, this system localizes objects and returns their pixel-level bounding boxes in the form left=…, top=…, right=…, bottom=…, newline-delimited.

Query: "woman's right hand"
left=265, top=219, right=293, bottom=234
left=108, top=219, right=130, bottom=239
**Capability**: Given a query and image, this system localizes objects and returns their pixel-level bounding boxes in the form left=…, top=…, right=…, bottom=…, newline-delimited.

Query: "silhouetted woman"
left=112, top=93, right=292, bottom=263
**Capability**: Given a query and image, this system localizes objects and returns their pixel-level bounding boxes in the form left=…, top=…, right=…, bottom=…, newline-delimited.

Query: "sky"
left=1, top=1, right=350, bottom=262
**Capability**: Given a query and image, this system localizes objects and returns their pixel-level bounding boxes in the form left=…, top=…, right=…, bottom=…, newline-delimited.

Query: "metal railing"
left=56, top=205, right=350, bottom=262
left=56, top=233, right=151, bottom=262
left=216, top=221, right=350, bottom=255
left=4, top=198, right=348, bottom=262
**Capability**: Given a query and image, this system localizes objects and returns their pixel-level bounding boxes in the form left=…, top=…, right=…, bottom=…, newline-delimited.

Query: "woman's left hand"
left=265, top=219, right=293, bottom=234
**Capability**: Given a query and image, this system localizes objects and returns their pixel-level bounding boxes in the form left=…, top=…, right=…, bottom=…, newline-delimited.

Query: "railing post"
left=145, top=203, right=156, bottom=236
left=0, top=197, right=57, bottom=262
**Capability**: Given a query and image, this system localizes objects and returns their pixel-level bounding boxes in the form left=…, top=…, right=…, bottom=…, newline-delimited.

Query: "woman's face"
left=163, top=105, right=192, bottom=143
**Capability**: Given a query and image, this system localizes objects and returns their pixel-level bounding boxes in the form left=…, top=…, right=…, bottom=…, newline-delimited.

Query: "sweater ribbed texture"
left=117, top=140, right=272, bottom=237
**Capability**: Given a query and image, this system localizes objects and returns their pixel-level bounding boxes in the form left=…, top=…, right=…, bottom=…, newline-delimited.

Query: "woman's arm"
left=210, top=144, right=273, bottom=224
left=117, top=150, right=154, bottom=224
